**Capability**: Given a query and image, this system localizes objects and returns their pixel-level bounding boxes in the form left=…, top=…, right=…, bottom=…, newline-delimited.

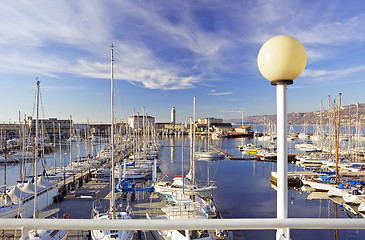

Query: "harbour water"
left=157, top=134, right=365, bottom=240
left=1, top=126, right=365, bottom=239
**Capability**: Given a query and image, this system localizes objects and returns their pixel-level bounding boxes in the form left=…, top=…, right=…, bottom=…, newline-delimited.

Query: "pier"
left=211, top=145, right=296, bottom=162
left=270, top=171, right=365, bottom=187
left=210, top=146, right=255, bottom=160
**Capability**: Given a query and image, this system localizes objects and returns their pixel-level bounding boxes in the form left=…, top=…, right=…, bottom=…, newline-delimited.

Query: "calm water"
left=157, top=135, right=365, bottom=240
left=2, top=128, right=365, bottom=240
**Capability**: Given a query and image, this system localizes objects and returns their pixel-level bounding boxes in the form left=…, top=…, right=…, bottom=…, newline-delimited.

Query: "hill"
left=230, top=103, right=365, bottom=125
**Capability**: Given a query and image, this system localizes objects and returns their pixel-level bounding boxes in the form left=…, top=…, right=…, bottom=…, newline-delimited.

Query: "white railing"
left=2, top=218, right=365, bottom=239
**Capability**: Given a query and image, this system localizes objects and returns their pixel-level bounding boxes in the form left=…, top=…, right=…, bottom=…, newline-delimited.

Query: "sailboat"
left=196, top=121, right=224, bottom=160
left=149, top=194, right=218, bottom=240
left=114, top=130, right=149, bottom=181
left=154, top=120, right=217, bottom=199
left=23, top=80, right=68, bottom=240
left=150, top=127, right=232, bottom=240
left=195, top=111, right=223, bottom=160
left=0, top=134, right=25, bottom=218
left=0, top=194, right=25, bottom=218
left=91, top=45, right=133, bottom=240
left=301, top=94, right=344, bottom=192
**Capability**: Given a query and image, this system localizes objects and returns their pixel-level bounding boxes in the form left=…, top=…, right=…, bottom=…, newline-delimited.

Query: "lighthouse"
left=171, top=107, right=176, bottom=124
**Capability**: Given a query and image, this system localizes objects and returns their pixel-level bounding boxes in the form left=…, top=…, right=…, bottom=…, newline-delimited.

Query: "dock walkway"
left=211, top=145, right=296, bottom=162
left=56, top=179, right=164, bottom=239
left=210, top=146, right=255, bottom=160
left=271, top=171, right=365, bottom=187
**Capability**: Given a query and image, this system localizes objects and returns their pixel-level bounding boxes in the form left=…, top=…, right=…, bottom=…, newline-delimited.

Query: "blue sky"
left=1, top=0, right=365, bottom=123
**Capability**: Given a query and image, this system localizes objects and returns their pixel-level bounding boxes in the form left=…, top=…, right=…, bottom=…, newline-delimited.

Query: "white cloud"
left=298, top=14, right=365, bottom=45
left=208, top=91, right=233, bottom=96
left=0, top=1, right=218, bottom=90
left=1, top=0, right=365, bottom=91
left=303, top=65, right=365, bottom=81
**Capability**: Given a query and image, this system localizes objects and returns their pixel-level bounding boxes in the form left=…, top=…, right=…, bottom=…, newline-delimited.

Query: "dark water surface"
left=157, top=135, right=365, bottom=240
left=2, top=132, right=365, bottom=240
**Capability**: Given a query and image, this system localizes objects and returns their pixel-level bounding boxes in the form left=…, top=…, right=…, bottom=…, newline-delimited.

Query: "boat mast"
left=34, top=79, right=40, bottom=219
left=110, top=44, right=116, bottom=218
left=207, top=118, right=210, bottom=150
left=190, top=117, right=193, bottom=176
left=58, top=123, right=62, bottom=174
left=356, top=103, right=359, bottom=161
left=192, top=96, right=196, bottom=183
left=328, top=95, right=332, bottom=155
left=181, top=123, right=184, bottom=194
left=53, top=122, right=56, bottom=170
left=69, top=115, right=72, bottom=170
left=142, top=106, right=146, bottom=159
left=320, top=101, right=323, bottom=150
left=18, top=111, right=22, bottom=178
left=335, top=93, right=341, bottom=182
left=241, top=111, right=244, bottom=128
left=2, top=129, right=6, bottom=194
left=22, top=114, right=26, bottom=182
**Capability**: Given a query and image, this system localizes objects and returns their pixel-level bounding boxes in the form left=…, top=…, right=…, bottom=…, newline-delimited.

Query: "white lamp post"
left=257, top=35, right=307, bottom=240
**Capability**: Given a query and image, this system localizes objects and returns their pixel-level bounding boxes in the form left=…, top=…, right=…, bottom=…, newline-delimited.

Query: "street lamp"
left=257, top=35, right=307, bottom=240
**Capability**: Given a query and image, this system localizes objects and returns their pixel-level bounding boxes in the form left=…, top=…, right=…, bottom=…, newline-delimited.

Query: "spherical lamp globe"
left=257, top=35, right=307, bottom=85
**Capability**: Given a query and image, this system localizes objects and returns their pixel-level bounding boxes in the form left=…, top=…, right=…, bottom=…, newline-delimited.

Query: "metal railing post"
left=20, top=227, right=29, bottom=240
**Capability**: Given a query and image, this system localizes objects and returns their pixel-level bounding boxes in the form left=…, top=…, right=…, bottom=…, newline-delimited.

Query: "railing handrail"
left=2, top=218, right=365, bottom=231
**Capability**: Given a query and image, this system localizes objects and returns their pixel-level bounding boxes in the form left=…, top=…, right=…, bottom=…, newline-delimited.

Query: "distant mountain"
left=228, top=103, right=365, bottom=125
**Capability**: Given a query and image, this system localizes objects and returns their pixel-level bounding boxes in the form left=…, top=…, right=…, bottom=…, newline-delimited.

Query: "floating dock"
left=210, top=146, right=255, bottom=160
left=270, top=171, right=365, bottom=187
left=211, top=146, right=296, bottom=162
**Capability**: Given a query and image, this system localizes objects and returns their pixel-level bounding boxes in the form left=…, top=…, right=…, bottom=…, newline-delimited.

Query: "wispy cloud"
left=303, top=65, right=365, bottom=81
left=1, top=0, right=365, bottom=92
left=298, top=14, right=365, bottom=45
left=208, top=91, right=233, bottom=96
left=0, top=1, right=222, bottom=90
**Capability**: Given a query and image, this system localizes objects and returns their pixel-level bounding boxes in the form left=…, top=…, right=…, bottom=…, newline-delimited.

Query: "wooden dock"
left=270, top=171, right=326, bottom=187
left=210, top=146, right=255, bottom=160
left=211, top=146, right=296, bottom=162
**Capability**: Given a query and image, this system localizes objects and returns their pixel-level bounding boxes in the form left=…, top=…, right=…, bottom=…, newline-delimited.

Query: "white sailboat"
left=154, top=176, right=217, bottom=199
left=0, top=194, right=25, bottom=218
left=358, top=200, right=365, bottom=212
left=0, top=137, right=25, bottom=218
left=150, top=130, right=231, bottom=240
left=343, top=188, right=365, bottom=204
left=149, top=195, right=217, bottom=240
left=91, top=45, right=133, bottom=240
left=155, top=118, right=217, bottom=199
left=196, top=114, right=224, bottom=160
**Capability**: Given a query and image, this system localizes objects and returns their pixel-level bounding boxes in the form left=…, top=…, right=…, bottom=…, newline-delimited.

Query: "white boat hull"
left=27, top=229, right=68, bottom=240
left=0, top=202, right=25, bottom=218
left=154, top=184, right=216, bottom=198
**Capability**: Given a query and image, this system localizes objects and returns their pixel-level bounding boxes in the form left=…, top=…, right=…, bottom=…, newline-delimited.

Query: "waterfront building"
left=235, top=125, right=253, bottom=134
left=155, top=122, right=189, bottom=135
left=128, top=115, right=155, bottom=129
left=211, top=123, right=234, bottom=133
left=0, top=123, right=20, bottom=138
left=198, top=117, right=223, bottom=124
left=27, top=117, right=71, bottom=137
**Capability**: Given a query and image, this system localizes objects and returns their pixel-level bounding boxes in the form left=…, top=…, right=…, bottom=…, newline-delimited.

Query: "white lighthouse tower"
left=171, top=107, right=176, bottom=124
